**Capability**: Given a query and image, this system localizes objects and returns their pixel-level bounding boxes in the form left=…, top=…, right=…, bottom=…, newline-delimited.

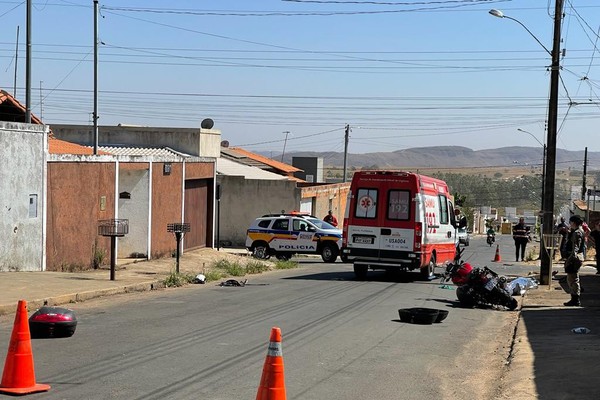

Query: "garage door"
left=184, top=179, right=209, bottom=249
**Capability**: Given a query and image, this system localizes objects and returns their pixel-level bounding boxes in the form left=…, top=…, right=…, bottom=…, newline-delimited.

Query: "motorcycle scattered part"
left=398, top=309, right=414, bottom=323
left=219, top=279, right=248, bottom=287
left=434, top=309, right=449, bottom=323
left=29, top=306, right=77, bottom=339
left=411, top=308, right=440, bottom=325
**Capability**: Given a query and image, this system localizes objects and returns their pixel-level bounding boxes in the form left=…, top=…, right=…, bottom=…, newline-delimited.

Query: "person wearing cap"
left=512, top=217, right=531, bottom=262
left=563, top=215, right=585, bottom=307
left=323, top=210, right=338, bottom=227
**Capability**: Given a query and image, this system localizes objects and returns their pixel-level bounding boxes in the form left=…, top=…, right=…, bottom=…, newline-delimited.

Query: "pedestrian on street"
left=582, top=220, right=591, bottom=259
left=588, top=220, right=600, bottom=275
left=323, top=210, right=338, bottom=227
left=554, top=217, right=569, bottom=260
left=512, top=217, right=531, bottom=262
left=563, top=215, right=585, bottom=306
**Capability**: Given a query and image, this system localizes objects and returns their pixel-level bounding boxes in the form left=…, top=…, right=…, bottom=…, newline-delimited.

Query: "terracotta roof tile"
left=0, top=90, right=44, bottom=125
left=49, top=137, right=110, bottom=155
left=229, top=147, right=301, bottom=173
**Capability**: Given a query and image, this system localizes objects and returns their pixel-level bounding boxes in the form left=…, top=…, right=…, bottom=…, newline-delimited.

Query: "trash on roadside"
left=438, top=284, right=454, bottom=290
left=193, top=273, right=206, bottom=284
left=219, top=279, right=247, bottom=287
left=571, top=327, right=591, bottom=334
left=506, top=277, right=539, bottom=296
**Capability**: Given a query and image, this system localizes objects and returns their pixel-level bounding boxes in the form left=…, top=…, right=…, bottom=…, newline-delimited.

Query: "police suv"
left=245, top=213, right=342, bottom=262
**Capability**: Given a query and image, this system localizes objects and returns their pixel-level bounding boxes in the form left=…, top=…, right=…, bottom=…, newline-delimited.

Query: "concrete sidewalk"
left=500, top=265, right=600, bottom=399
left=0, top=247, right=252, bottom=316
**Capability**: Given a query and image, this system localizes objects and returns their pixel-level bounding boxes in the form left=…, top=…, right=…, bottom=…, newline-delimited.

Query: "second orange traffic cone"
left=0, top=300, right=50, bottom=395
left=256, top=327, right=286, bottom=400
left=493, top=244, right=502, bottom=262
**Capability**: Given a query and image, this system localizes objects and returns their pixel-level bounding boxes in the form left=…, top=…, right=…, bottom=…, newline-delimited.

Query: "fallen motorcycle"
left=443, top=247, right=518, bottom=311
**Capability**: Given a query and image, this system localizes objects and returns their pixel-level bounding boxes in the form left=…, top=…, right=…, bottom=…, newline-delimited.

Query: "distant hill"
left=277, top=146, right=600, bottom=170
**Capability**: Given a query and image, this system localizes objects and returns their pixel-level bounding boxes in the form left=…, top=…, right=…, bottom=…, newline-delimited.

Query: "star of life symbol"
left=358, top=195, right=373, bottom=210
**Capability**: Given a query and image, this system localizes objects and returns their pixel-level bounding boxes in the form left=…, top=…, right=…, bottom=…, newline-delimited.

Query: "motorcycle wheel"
left=456, top=286, right=476, bottom=308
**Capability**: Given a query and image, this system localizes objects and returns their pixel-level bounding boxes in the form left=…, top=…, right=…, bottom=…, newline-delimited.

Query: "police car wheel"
left=276, top=254, right=291, bottom=261
left=252, top=243, right=270, bottom=260
left=321, top=243, right=338, bottom=263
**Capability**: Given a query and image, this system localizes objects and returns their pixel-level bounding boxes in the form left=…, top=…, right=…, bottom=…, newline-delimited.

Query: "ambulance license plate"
left=353, top=236, right=374, bottom=244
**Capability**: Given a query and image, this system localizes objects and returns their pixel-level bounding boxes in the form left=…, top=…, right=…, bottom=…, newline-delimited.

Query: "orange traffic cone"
left=256, top=327, right=286, bottom=400
left=0, top=300, right=51, bottom=395
left=493, top=244, right=502, bottom=262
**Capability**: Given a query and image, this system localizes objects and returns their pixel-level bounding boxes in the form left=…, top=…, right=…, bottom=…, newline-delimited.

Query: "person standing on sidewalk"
left=589, top=220, right=600, bottom=274
left=513, top=217, right=531, bottom=262
left=563, top=215, right=585, bottom=307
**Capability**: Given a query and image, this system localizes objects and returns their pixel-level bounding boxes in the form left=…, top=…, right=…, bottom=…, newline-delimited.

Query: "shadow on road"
left=283, top=270, right=425, bottom=283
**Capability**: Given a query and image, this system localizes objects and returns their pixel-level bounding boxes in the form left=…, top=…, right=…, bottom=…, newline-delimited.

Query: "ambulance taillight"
left=414, top=222, right=422, bottom=250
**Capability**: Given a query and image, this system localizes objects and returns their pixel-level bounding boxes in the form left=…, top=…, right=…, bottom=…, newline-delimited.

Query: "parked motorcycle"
left=443, top=246, right=518, bottom=311
left=486, top=233, right=495, bottom=246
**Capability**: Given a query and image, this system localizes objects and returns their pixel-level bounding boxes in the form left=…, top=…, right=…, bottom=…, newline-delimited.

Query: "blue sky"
left=1, top=0, right=600, bottom=159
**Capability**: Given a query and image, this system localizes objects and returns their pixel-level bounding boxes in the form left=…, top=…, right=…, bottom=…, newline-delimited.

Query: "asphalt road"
left=0, top=236, right=526, bottom=400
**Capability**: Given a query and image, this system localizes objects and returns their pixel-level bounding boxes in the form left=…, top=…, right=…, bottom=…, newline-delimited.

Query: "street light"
left=490, top=1, right=564, bottom=285
left=517, top=128, right=546, bottom=211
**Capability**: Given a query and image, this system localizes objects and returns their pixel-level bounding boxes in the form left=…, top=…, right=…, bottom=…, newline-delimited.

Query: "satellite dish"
left=201, top=118, right=214, bottom=129
left=221, top=140, right=230, bottom=148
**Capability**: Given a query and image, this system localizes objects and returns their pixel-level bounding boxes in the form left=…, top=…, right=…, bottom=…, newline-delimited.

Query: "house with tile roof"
left=1, top=91, right=217, bottom=271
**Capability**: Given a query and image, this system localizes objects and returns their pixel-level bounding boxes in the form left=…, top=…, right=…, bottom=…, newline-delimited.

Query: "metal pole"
left=25, top=0, right=31, bottom=123
left=175, top=232, right=182, bottom=274
left=110, top=236, right=116, bottom=281
left=281, top=131, right=290, bottom=162
left=13, top=26, right=19, bottom=98
left=582, top=147, right=588, bottom=201
left=93, top=0, right=99, bottom=154
left=540, top=0, right=564, bottom=286
left=343, top=124, right=349, bottom=183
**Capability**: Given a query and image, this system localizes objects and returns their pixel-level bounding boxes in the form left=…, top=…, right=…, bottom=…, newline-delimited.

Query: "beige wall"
left=50, top=124, right=221, bottom=158
left=300, top=183, right=351, bottom=226
left=216, top=176, right=301, bottom=246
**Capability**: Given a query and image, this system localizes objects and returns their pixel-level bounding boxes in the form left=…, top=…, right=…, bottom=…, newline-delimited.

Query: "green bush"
left=204, top=270, right=226, bottom=282
left=245, top=261, right=270, bottom=274
left=163, top=271, right=196, bottom=287
left=274, top=260, right=298, bottom=270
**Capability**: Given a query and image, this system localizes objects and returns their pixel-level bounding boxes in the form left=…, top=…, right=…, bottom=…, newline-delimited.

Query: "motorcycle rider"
left=487, top=226, right=496, bottom=240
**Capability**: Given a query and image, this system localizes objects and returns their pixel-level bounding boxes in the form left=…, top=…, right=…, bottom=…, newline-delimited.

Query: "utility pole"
left=93, top=0, right=99, bottom=154
left=281, top=131, right=290, bottom=162
left=25, top=0, right=31, bottom=123
left=13, top=26, right=19, bottom=98
left=343, top=124, right=350, bottom=183
left=540, top=0, right=564, bottom=286
left=582, top=147, right=588, bottom=200
left=39, top=81, right=43, bottom=120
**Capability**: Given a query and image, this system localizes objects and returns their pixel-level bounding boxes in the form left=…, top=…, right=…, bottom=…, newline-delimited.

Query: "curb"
left=0, top=279, right=165, bottom=316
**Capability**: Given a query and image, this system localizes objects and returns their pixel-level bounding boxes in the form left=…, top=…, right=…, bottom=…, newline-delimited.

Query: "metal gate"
left=184, top=179, right=209, bottom=249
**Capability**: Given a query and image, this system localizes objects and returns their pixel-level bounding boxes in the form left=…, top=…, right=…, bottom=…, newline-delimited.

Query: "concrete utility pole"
left=540, top=0, right=564, bottom=286
left=13, top=26, right=19, bottom=98
left=281, top=131, right=290, bottom=162
left=25, top=0, right=31, bottom=123
left=343, top=124, right=350, bottom=183
left=582, top=147, right=588, bottom=201
left=93, top=0, right=99, bottom=154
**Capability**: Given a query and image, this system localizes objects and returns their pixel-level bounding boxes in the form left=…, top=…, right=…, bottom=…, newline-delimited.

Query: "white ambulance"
left=341, top=171, right=458, bottom=279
